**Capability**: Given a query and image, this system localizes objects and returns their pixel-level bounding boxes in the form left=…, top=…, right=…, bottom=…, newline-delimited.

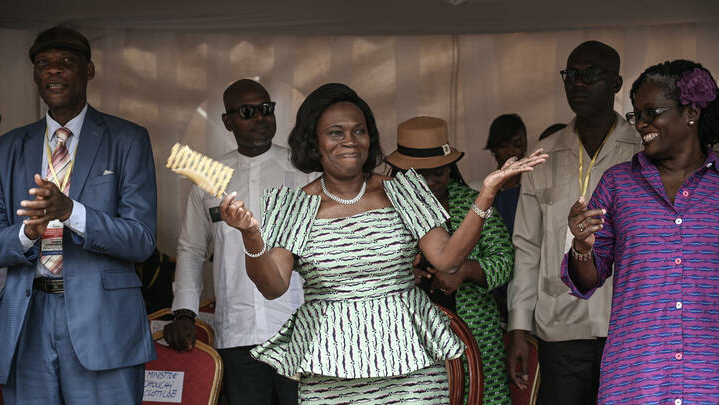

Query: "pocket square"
left=102, top=170, right=115, bottom=175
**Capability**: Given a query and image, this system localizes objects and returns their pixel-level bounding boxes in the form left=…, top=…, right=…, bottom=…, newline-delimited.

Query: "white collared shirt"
left=172, top=144, right=311, bottom=348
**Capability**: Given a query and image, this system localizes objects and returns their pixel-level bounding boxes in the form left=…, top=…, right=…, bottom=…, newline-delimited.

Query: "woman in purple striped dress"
left=562, top=60, right=719, bottom=404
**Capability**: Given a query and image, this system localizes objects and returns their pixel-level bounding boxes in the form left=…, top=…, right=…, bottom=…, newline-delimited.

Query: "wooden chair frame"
left=436, top=304, right=484, bottom=405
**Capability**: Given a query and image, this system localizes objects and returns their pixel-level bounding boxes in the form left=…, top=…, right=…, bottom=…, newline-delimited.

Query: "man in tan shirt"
left=507, top=41, right=641, bottom=404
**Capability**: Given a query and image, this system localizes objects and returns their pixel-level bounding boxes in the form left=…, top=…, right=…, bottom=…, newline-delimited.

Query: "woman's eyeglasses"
left=225, top=102, right=276, bottom=120
left=625, top=107, right=674, bottom=125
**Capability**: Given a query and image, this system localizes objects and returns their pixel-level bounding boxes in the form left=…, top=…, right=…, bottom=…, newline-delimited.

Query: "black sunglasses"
left=625, top=107, right=675, bottom=125
left=560, top=67, right=615, bottom=85
left=226, top=101, right=276, bottom=120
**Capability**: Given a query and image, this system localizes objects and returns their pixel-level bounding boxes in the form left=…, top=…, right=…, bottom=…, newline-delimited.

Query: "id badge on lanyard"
left=42, top=220, right=64, bottom=255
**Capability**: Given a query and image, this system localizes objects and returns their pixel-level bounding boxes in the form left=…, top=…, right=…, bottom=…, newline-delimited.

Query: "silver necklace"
left=321, top=176, right=366, bottom=205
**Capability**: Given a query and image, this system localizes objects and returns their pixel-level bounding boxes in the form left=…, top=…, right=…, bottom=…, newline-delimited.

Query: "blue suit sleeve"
left=0, top=179, right=38, bottom=268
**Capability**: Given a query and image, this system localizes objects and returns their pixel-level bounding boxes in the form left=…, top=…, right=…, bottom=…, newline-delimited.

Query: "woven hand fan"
left=166, top=143, right=234, bottom=198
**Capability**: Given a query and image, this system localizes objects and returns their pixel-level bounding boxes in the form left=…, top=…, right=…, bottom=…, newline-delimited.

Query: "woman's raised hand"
left=568, top=196, right=605, bottom=252
left=481, top=148, right=548, bottom=196
left=220, top=191, right=260, bottom=234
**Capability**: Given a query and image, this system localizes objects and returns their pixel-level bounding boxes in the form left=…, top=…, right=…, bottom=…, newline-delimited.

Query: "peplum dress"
left=250, top=170, right=465, bottom=403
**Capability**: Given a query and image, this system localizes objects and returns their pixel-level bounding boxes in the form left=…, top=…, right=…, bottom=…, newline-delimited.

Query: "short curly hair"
left=288, top=83, right=383, bottom=174
left=630, top=59, right=719, bottom=148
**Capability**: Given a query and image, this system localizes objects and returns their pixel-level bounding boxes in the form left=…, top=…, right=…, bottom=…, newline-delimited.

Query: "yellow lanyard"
left=577, top=119, right=616, bottom=198
left=45, top=126, right=75, bottom=193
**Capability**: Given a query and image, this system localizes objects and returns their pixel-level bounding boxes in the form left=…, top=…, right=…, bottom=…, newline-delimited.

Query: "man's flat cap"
left=29, top=25, right=91, bottom=62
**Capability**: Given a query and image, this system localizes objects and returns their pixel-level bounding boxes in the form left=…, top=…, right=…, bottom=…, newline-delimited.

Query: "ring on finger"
left=578, top=222, right=585, bottom=232
left=43, top=208, right=47, bottom=216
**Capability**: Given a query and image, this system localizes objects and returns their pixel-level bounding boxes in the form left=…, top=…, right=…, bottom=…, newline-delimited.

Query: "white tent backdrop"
left=1, top=22, right=718, bottom=255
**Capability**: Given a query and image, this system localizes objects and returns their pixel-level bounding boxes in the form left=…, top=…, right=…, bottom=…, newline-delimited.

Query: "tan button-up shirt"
left=508, top=112, right=641, bottom=341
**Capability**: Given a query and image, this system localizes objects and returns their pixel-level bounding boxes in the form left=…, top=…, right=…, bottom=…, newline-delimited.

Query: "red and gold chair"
left=143, top=330, right=223, bottom=405
left=503, top=331, right=540, bottom=405
left=437, top=304, right=484, bottom=405
left=199, top=298, right=215, bottom=314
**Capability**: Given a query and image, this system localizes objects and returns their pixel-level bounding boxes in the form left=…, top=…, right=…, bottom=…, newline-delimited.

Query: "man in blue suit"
left=0, top=26, right=157, bottom=404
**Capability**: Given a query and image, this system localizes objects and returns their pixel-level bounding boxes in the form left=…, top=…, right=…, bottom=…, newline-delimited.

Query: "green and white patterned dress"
left=449, top=180, right=513, bottom=405
left=250, top=170, right=464, bottom=404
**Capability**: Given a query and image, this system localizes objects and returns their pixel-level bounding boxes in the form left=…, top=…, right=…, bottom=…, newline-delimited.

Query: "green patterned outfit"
left=251, top=170, right=464, bottom=404
left=448, top=180, right=513, bottom=404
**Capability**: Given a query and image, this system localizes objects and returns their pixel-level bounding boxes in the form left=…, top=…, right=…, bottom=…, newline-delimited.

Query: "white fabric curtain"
left=2, top=23, right=718, bottom=256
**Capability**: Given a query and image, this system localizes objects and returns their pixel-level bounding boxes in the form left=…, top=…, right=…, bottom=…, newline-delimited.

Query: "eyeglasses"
left=625, top=107, right=675, bottom=125
left=225, top=102, right=276, bottom=120
left=560, top=67, right=615, bottom=85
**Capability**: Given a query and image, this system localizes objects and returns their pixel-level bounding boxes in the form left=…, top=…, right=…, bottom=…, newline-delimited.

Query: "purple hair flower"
left=677, top=68, right=718, bottom=109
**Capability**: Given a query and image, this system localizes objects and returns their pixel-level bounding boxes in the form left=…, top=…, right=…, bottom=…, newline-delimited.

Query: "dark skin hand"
left=163, top=318, right=197, bottom=351
left=507, top=329, right=530, bottom=390
left=17, top=174, right=74, bottom=239
left=566, top=196, right=606, bottom=291
left=413, top=255, right=487, bottom=295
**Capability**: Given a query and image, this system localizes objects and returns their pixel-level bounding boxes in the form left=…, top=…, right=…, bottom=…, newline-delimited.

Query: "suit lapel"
left=70, top=106, right=104, bottom=200
left=23, top=120, right=47, bottom=195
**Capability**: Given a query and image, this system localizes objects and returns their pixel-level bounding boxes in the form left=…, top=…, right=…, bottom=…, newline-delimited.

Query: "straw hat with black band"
left=385, top=116, right=464, bottom=170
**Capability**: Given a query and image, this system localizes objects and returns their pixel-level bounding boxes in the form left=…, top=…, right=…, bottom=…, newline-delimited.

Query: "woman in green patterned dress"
left=219, top=83, right=546, bottom=404
left=386, top=116, right=514, bottom=404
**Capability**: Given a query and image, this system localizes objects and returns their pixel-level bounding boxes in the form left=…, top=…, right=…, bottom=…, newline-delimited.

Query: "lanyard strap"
left=45, top=126, right=75, bottom=193
left=577, top=119, right=616, bottom=198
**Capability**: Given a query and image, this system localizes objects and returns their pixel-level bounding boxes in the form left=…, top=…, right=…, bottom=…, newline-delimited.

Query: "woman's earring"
left=688, top=120, right=696, bottom=126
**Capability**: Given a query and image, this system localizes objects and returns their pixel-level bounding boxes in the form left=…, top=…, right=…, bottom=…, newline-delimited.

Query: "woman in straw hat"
left=387, top=116, right=514, bottom=405
left=220, top=83, right=546, bottom=403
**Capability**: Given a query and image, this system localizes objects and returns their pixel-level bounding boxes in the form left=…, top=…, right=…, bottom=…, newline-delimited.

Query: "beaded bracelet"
left=244, top=240, right=267, bottom=258
left=571, top=242, right=593, bottom=262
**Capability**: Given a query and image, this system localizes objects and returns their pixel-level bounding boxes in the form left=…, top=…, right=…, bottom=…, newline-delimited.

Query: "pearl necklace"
left=321, top=176, right=366, bottom=205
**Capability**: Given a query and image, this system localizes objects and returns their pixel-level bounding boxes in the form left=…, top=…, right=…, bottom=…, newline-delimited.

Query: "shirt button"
left=675, top=258, right=682, bottom=265
left=682, top=190, right=689, bottom=197
left=675, top=218, right=682, bottom=225
left=675, top=399, right=682, bottom=405
left=676, top=302, right=682, bottom=309
left=675, top=352, right=683, bottom=360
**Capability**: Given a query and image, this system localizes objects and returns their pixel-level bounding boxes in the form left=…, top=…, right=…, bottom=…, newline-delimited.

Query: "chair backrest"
left=143, top=331, right=223, bottom=405
left=503, top=331, right=540, bottom=405
left=148, top=308, right=215, bottom=347
left=436, top=304, right=484, bottom=405
left=199, top=298, right=215, bottom=314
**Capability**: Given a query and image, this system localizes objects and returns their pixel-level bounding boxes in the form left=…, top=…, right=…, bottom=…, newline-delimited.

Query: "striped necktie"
left=41, top=127, right=73, bottom=275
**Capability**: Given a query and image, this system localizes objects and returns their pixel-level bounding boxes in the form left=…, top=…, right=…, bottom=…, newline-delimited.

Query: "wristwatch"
left=470, top=203, right=493, bottom=219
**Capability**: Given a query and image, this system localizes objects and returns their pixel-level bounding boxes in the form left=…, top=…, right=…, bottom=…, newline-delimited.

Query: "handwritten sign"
left=143, top=370, right=184, bottom=403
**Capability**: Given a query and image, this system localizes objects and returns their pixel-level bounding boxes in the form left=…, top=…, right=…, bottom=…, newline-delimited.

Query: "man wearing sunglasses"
left=508, top=41, right=641, bottom=404
left=165, top=79, right=309, bottom=405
